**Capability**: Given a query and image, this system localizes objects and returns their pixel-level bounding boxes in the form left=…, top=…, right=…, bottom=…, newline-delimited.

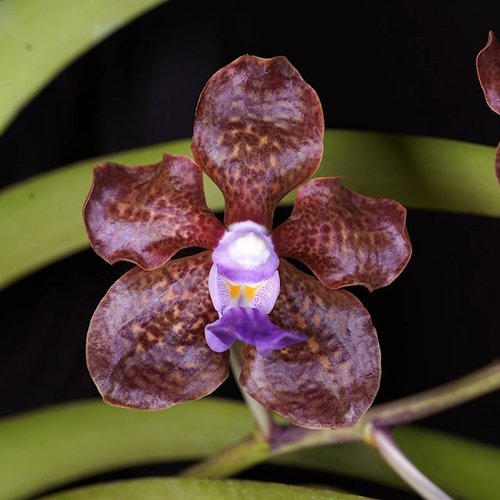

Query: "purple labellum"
left=208, top=265, right=280, bottom=316
left=205, top=307, right=308, bottom=356
left=207, top=220, right=297, bottom=356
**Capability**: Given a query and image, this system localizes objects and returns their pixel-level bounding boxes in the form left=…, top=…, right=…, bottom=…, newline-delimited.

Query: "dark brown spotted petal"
left=86, top=251, right=229, bottom=410
left=192, top=55, right=324, bottom=231
left=476, top=31, right=500, bottom=185
left=272, top=177, right=411, bottom=291
left=477, top=31, right=500, bottom=115
left=84, top=154, right=225, bottom=270
left=240, top=259, right=380, bottom=429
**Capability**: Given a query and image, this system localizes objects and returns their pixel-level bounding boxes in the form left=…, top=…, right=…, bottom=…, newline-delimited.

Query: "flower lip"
left=205, top=307, right=308, bottom=356
left=212, top=221, right=279, bottom=283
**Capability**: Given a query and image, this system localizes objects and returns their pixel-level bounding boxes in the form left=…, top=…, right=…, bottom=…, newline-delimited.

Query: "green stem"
left=362, top=359, right=500, bottom=429
left=309, top=360, right=500, bottom=448
left=179, top=431, right=271, bottom=478
left=229, top=344, right=274, bottom=440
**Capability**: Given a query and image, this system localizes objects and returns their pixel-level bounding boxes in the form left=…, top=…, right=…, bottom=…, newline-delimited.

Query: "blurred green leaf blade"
left=1, top=399, right=500, bottom=500
left=0, top=399, right=253, bottom=500
left=0, top=0, right=170, bottom=135
left=0, top=138, right=193, bottom=290
left=1, top=131, right=499, bottom=291
left=39, top=477, right=371, bottom=500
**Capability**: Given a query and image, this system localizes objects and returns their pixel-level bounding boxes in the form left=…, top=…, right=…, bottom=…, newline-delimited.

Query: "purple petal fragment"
left=84, top=154, right=225, bottom=270
left=272, top=177, right=412, bottom=291
left=86, top=251, right=229, bottom=410
left=205, top=307, right=307, bottom=356
left=240, top=259, right=381, bottom=429
left=192, top=55, right=324, bottom=231
left=477, top=31, right=500, bottom=115
left=476, top=31, right=500, bottom=185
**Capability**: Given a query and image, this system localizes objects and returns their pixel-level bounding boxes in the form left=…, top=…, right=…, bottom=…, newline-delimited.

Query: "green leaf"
left=39, top=478, right=370, bottom=500
left=0, top=399, right=252, bottom=500
left=396, top=427, right=500, bottom=500
left=1, top=399, right=499, bottom=500
left=1, top=131, right=499, bottom=291
left=316, top=131, right=500, bottom=217
left=0, top=0, right=170, bottom=135
left=0, top=138, right=192, bottom=290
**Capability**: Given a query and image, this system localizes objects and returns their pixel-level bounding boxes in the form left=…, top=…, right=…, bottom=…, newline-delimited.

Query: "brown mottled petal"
left=272, top=177, right=411, bottom=291
left=240, top=259, right=380, bottom=429
left=86, top=251, right=229, bottom=410
left=192, top=55, right=324, bottom=231
left=83, top=154, right=225, bottom=270
left=477, top=31, right=500, bottom=115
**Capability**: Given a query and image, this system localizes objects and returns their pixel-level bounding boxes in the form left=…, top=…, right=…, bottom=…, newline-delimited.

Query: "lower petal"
left=86, top=251, right=229, bottom=410
left=205, top=307, right=307, bottom=356
left=240, top=259, right=381, bottom=429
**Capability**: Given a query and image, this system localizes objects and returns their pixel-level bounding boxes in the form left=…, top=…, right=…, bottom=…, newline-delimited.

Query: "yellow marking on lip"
left=228, top=282, right=241, bottom=300
left=244, top=285, right=259, bottom=300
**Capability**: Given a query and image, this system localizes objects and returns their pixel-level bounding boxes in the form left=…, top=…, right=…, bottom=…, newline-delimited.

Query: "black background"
left=0, top=1, right=499, bottom=498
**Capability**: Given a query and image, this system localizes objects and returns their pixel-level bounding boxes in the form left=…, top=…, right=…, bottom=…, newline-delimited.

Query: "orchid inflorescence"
left=84, top=55, right=411, bottom=429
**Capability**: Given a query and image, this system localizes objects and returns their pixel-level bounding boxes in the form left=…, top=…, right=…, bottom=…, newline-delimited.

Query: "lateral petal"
left=240, top=259, right=381, bottom=429
left=86, top=251, right=229, bottom=410
left=192, top=55, right=324, bottom=231
left=84, top=154, right=225, bottom=269
left=272, top=177, right=411, bottom=291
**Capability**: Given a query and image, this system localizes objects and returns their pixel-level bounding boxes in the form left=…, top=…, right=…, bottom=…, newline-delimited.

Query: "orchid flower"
left=84, top=55, right=411, bottom=429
